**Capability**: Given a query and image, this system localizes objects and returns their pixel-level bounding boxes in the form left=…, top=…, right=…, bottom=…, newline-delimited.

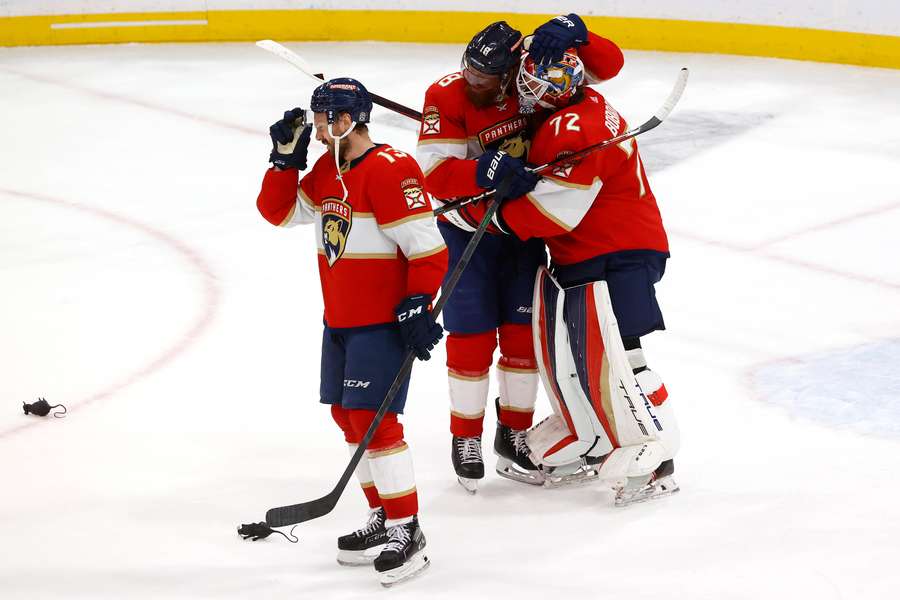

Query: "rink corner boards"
left=1, top=9, right=898, bottom=70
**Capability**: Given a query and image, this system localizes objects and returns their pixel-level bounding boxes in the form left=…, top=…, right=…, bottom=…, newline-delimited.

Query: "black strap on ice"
left=22, top=397, right=68, bottom=418
left=237, top=522, right=299, bottom=543
left=263, top=176, right=516, bottom=529
left=433, top=68, right=689, bottom=217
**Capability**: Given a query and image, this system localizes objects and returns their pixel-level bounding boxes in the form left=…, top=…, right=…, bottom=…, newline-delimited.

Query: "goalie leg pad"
left=530, top=269, right=679, bottom=488
left=529, top=268, right=614, bottom=467
left=634, top=368, right=680, bottom=460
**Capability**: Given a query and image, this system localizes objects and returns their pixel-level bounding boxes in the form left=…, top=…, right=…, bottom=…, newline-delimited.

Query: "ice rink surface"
left=1, top=40, right=899, bottom=598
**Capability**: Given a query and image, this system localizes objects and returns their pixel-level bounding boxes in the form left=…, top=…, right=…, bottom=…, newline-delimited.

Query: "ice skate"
left=540, top=455, right=604, bottom=489
left=614, top=459, right=680, bottom=507
left=494, top=417, right=544, bottom=486
left=336, top=507, right=388, bottom=566
left=452, top=435, right=484, bottom=494
left=374, top=516, right=429, bottom=587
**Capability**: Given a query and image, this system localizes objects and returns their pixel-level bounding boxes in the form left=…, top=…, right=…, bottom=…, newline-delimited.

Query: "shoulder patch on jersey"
left=422, top=105, right=441, bottom=135
left=550, top=150, right=580, bottom=178
left=321, top=197, right=353, bottom=266
left=401, top=177, right=427, bottom=210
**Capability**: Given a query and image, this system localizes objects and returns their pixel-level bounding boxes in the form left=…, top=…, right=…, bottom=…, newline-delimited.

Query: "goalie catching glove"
left=395, top=294, right=444, bottom=361
left=269, top=107, right=312, bottom=170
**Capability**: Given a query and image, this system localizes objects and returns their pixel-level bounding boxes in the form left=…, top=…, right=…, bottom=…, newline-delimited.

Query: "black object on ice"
left=23, top=398, right=67, bottom=418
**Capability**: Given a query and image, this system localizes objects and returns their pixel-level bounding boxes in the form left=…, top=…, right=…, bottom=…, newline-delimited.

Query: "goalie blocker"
left=528, top=267, right=680, bottom=497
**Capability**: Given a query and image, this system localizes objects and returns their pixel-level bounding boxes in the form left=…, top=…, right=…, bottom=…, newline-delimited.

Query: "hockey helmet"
left=310, top=77, right=373, bottom=125
left=516, top=50, right=584, bottom=113
left=462, top=21, right=523, bottom=77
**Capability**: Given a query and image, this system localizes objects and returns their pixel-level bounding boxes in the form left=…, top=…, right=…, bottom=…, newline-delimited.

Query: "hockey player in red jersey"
left=256, top=79, right=447, bottom=585
left=417, top=15, right=625, bottom=493
left=454, top=51, right=681, bottom=506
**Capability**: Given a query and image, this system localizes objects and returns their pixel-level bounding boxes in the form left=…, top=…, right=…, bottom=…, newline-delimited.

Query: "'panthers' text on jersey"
left=416, top=31, right=625, bottom=231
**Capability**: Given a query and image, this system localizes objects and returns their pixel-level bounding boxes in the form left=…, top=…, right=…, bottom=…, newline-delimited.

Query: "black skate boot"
left=336, top=507, right=387, bottom=566
left=374, top=516, right=429, bottom=587
left=452, top=435, right=484, bottom=494
left=615, top=458, right=680, bottom=507
left=494, top=401, right=544, bottom=486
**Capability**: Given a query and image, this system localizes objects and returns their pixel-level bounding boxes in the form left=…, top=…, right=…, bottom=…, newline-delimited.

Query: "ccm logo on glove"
left=397, top=305, right=425, bottom=322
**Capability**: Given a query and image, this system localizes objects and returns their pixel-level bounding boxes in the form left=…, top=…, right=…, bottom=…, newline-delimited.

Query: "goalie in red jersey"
left=256, top=79, right=447, bottom=585
left=417, top=14, right=625, bottom=493
left=453, top=50, right=682, bottom=506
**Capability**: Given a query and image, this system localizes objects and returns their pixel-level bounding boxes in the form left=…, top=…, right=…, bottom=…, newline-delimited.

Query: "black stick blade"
left=266, top=490, right=340, bottom=528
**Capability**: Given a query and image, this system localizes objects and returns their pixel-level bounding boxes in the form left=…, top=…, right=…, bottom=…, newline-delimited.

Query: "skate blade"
left=336, top=546, right=384, bottom=566
left=495, top=459, right=545, bottom=486
left=379, top=553, right=430, bottom=588
left=457, top=476, right=478, bottom=494
left=615, top=477, right=680, bottom=507
left=541, top=467, right=600, bottom=489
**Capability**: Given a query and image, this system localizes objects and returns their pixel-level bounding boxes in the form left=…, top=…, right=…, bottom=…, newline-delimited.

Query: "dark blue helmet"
left=463, top=21, right=523, bottom=75
left=310, top=77, right=373, bottom=124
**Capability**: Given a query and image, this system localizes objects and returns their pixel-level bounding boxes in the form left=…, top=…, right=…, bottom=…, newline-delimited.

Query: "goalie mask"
left=517, top=50, right=584, bottom=113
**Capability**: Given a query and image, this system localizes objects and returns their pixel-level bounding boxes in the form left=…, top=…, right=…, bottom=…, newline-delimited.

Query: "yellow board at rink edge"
left=1, top=9, right=898, bottom=70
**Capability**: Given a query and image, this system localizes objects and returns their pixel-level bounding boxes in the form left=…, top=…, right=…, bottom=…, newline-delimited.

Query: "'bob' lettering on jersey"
left=321, top=197, right=353, bottom=266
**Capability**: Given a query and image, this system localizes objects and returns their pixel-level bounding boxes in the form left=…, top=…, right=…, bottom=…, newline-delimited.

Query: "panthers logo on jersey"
left=498, top=135, right=530, bottom=159
left=321, top=197, right=353, bottom=267
left=478, top=115, right=530, bottom=158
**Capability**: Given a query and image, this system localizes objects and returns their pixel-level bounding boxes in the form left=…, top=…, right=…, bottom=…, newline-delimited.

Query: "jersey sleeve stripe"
left=416, top=137, right=468, bottom=146
left=278, top=203, right=297, bottom=227
left=542, top=174, right=599, bottom=191
left=298, top=185, right=315, bottom=209
left=525, top=176, right=603, bottom=231
left=417, top=140, right=469, bottom=175
left=317, top=249, right=398, bottom=260
left=380, top=212, right=433, bottom=229
left=408, top=243, right=447, bottom=261
left=381, top=215, right=446, bottom=259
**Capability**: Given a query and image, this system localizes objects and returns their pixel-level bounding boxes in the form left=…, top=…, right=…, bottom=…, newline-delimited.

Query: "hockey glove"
left=395, top=294, right=444, bottom=361
left=529, top=13, right=589, bottom=65
left=476, top=150, right=541, bottom=199
left=269, top=108, right=312, bottom=170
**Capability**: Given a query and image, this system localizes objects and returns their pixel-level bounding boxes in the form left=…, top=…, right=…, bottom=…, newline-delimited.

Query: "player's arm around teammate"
left=460, top=51, right=681, bottom=505
left=412, top=15, right=625, bottom=493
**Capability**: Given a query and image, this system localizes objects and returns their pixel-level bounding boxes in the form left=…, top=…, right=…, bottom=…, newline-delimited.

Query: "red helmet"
left=516, top=50, right=584, bottom=113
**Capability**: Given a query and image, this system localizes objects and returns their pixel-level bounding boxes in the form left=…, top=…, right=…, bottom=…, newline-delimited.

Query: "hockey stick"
left=432, top=67, right=689, bottom=217
left=256, top=40, right=424, bottom=122
left=263, top=177, right=513, bottom=528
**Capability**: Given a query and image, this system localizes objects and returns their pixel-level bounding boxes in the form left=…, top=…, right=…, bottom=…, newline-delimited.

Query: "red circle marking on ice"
left=0, top=188, right=221, bottom=440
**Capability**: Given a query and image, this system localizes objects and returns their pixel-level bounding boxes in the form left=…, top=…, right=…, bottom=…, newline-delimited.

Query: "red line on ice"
left=670, top=228, right=900, bottom=292
left=0, top=188, right=221, bottom=440
left=750, top=201, right=900, bottom=250
left=0, top=66, right=260, bottom=137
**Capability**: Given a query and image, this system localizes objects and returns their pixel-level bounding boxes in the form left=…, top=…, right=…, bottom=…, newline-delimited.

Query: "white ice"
left=1, top=41, right=899, bottom=599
